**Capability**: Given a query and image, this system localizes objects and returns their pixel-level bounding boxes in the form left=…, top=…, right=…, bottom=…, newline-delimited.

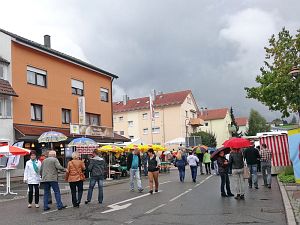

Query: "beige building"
left=113, top=90, right=203, bottom=145
left=236, top=117, right=249, bottom=135
left=199, top=108, right=233, bottom=147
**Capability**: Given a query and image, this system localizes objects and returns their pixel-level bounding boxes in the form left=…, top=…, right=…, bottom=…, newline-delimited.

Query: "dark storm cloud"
left=1, top=0, right=300, bottom=120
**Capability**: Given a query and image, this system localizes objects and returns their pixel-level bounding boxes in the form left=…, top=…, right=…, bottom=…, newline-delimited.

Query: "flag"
left=149, top=94, right=154, bottom=121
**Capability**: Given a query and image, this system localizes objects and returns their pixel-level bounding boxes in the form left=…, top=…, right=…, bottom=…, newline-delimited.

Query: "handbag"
left=243, top=165, right=250, bottom=179
left=71, top=161, right=86, bottom=181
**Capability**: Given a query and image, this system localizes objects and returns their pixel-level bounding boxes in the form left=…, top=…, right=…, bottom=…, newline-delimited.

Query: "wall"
left=11, top=42, right=113, bottom=128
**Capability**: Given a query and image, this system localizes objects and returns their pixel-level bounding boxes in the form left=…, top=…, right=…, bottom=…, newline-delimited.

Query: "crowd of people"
left=22, top=142, right=273, bottom=211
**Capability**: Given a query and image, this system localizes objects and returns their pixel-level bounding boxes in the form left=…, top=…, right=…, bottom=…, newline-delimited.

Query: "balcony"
left=189, top=118, right=204, bottom=127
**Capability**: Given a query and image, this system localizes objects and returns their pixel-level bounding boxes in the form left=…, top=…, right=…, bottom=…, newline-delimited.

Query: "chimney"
left=44, top=35, right=51, bottom=48
left=123, top=94, right=128, bottom=105
left=151, top=89, right=157, bottom=101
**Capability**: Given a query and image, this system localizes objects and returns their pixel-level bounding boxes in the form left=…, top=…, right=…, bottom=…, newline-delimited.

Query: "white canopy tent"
left=165, top=137, right=185, bottom=146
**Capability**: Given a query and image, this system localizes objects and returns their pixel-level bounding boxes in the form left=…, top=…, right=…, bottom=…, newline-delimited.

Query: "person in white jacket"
left=24, top=151, right=41, bottom=208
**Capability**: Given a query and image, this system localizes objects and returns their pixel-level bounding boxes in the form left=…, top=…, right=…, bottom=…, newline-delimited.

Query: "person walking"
left=244, top=143, right=260, bottom=189
left=260, top=144, right=273, bottom=188
left=40, top=150, right=66, bottom=211
left=175, top=150, right=187, bottom=182
left=127, top=148, right=143, bottom=192
left=147, top=149, right=161, bottom=194
left=24, top=150, right=41, bottom=208
left=187, top=152, right=199, bottom=182
left=142, top=152, right=148, bottom=176
left=203, top=150, right=211, bottom=175
left=85, top=150, right=106, bottom=204
left=196, top=151, right=204, bottom=175
left=217, top=150, right=234, bottom=197
left=229, top=148, right=245, bottom=200
left=66, top=152, right=85, bottom=208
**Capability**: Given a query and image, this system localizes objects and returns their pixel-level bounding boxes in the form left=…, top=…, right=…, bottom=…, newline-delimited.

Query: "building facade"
left=113, top=90, right=203, bottom=145
left=236, top=117, right=249, bottom=135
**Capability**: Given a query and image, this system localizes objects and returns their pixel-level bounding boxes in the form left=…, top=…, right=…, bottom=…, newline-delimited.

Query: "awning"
left=0, top=56, right=10, bottom=64
left=14, top=123, right=130, bottom=143
left=0, top=79, right=18, bottom=97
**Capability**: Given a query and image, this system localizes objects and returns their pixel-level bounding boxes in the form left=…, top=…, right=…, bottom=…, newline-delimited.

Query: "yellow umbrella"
left=146, top=144, right=167, bottom=152
left=123, top=144, right=148, bottom=152
left=98, top=145, right=123, bottom=180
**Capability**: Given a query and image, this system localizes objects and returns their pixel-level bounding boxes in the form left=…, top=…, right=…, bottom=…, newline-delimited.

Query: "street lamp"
left=185, top=118, right=190, bottom=146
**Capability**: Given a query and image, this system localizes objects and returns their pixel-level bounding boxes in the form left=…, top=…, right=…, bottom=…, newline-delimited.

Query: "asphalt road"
left=0, top=170, right=287, bottom=225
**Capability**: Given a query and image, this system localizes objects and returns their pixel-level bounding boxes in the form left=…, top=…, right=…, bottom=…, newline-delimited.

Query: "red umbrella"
left=223, top=137, right=251, bottom=149
left=0, top=145, right=31, bottom=157
left=210, top=147, right=231, bottom=161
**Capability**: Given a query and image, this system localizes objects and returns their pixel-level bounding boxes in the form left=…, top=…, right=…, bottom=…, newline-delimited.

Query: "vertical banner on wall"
left=288, top=128, right=300, bottom=183
left=78, top=96, right=86, bottom=125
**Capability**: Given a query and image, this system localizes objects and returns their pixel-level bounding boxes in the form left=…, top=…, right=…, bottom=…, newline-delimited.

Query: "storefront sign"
left=70, top=124, right=113, bottom=137
left=288, top=128, right=300, bottom=184
left=78, top=96, right=86, bottom=125
left=77, top=146, right=96, bottom=155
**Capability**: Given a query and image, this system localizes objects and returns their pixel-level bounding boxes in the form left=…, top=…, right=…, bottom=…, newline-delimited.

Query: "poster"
left=287, top=128, right=300, bottom=183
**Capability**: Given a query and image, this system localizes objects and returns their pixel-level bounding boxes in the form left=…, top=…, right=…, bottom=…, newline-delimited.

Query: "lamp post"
left=185, top=118, right=190, bottom=147
left=289, top=65, right=300, bottom=126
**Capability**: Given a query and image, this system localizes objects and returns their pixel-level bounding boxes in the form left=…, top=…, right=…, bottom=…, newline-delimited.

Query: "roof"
left=0, top=28, right=118, bottom=79
left=198, top=108, right=229, bottom=121
left=113, top=90, right=191, bottom=113
left=236, top=117, right=248, bottom=126
left=0, top=56, right=10, bottom=64
left=0, top=79, right=18, bottom=97
left=14, top=124, right=130, bottom=143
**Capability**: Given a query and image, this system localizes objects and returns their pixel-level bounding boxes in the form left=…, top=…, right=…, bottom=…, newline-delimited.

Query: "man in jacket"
left=127, top=148, right=143, bottom=192
left=40, top=150, right=66, bottom=211
left=244, top=143, right=260, bottom=189
left=85, top=149, right=107, bottom=204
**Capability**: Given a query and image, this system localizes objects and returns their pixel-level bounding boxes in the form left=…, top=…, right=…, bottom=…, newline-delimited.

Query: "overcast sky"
left=1, top=0, right=299, bottom=121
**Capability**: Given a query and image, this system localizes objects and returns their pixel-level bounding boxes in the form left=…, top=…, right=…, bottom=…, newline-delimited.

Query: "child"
left=203, top=150, right=211, bottom=175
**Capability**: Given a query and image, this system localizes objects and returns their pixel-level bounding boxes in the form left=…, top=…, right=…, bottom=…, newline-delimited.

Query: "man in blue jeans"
left=40, top=150, right=66, bottom=211
left=85, top=150, right=106, bottom=204
left=244, top=143, right=260, bottom=189
left=127, top=148, right=143, bottom=192
left=187, top=152, right=199, bottom=183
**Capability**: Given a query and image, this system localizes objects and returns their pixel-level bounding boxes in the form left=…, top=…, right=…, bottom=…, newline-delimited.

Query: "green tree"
left=272, top=118, right=282, bottom=126
left=290, top=115, right=297, bottom=124
left=230, top=107, right=242, bottom=137
left=190, top=131, right=217, bottom=147
left=246, top=109, right=270, bottom=136
left=245, top=28, right=300, bottom=118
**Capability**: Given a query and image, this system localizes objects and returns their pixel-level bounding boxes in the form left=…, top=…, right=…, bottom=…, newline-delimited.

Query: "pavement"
left=0, top=170, right=287, bottom=225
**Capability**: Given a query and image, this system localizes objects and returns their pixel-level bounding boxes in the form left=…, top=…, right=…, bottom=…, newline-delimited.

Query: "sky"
left=0, top=0, right=299, bottom=121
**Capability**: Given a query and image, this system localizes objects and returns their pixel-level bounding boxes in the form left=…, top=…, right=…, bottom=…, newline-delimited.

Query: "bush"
left=278, top=166, right=295, bottom=183
left=282, top=166, right=294, bottom=175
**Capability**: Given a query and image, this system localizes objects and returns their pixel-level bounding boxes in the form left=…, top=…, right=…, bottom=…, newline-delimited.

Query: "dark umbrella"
left=210, top=147, right=231, bottom=161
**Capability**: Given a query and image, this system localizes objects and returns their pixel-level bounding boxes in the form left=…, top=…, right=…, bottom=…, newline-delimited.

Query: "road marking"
left=144, top=180, right=172, bottom=189
left=42, top=206, right=72, bottom=215
left=101, top=203, right=132, bottom=214
left=195, top=175, right=213, bottom=187
left=144, top=204, right=166, bottom=214
left=169, top=189, right=192, bottom=202
left=124, top=220, right=134, bottom=224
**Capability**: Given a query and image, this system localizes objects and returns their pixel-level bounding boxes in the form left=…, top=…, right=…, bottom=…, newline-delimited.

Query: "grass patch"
left=278, top=166, right=295, bottom=183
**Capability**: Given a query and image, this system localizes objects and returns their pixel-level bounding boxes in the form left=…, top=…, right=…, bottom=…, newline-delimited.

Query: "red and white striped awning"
left=259, top=134, right=291, bottom=167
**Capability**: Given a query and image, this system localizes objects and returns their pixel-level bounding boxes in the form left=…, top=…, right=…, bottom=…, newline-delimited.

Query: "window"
left=27, top=66, right=47, bottom=87
left=0, top=63, right=7, bottom=80
left=71, top=79, right=84, bottom=96
left=120, top=131, right=125, bottom=135
left=100, top=88, right=109, bottom=102
left=129, top=135, right=134, bottom=139
left=86, top=113, right=100, bottom=126
left=119, top=116, right=124, bottom=122
left=152, top=127, right=160, bottom=134
left=142, top=113, right=148, bottom=119
left=128, top=121, right=133, bottom=127
left=62, top=109, right=71, bottom=124
left=185, top=110, right=188, bottom=118
left=205, top=122, right=208, bottom=126
left=0, top=96, right=12, bottom=118
left=31, top=104, right=43, bottom=121
left=187, top=97, right=191, bottom=104
left=143, top=128, right=149, bottom=135
left=154, top=112, right=159, bottom=118
left=113, top=116, right=117, bottom=123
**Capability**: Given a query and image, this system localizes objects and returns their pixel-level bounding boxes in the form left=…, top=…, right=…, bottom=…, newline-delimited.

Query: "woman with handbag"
left=175, top=150, right=187, bottom=182
left=66, top=152, right=86, bottom=207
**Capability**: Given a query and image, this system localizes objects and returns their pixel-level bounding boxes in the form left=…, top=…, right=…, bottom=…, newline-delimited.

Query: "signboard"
left=70, top=124, right=113, bottom=137
left=77, top=146, right=96, bottom=155
left=288, top=128, right=300, bottom=183
left=78, top=96, right=86, bottom=125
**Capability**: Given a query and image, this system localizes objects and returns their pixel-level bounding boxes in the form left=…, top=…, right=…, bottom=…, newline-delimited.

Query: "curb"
left=277, top=176, right=297, bottom=225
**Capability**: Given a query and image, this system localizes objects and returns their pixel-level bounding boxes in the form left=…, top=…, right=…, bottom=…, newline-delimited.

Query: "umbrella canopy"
left=194, top=145, right=208, bottom=153
left=123, top=144, right=148, bottom=152
left=98, top=145, right=123, bottom=153
left=163, top=150, right=171, bottom=155
left=165, top=137, right=185, bottom=146
left=68, top=137, right=97, bottom=147
left=210, top=147, right=231, bottom=161
left=147, top=144, right=166, bottom=152
left=223, top=137, right=251, bottom=149
left=0, top=145, right=31, bottom=157
left=38, top=131, right=67, bottom=143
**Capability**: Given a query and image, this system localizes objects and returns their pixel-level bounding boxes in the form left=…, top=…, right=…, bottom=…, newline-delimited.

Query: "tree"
left=290, top=115, right=297, bottom=124
left=245, top=109, right=270, bottom=136
left=230, top=107, right=242, bottom=137
left=271, top=118, right=282, bottom=126
left=190, top=131, right=217, bottom=147
left=245, top=28, right=300, bottom=119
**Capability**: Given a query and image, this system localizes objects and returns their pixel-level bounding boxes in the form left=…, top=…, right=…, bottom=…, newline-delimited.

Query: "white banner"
left=78, top=96, right=86, bottom=125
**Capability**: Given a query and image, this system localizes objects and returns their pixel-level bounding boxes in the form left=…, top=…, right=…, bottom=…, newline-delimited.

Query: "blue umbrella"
left=38, top=131, right=67, bottom=143
left=68, top=137, right=97, bottom=147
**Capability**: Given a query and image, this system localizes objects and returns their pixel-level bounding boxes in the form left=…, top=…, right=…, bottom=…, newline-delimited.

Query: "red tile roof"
left=0, top=79, right=18, bottom=97
left=113, top=90, right=191, bottom=113
left=198, top=108, right=229, bottom=121
left=236, top=117, right=248, bottom=126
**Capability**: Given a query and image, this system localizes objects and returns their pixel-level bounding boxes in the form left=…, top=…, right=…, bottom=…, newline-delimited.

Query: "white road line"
left=144, top=204, right=166, bottom=214
left=124, top=220, right=134, bottom=224
left=41, top=206, right=72, bottom=215
left=169, top=189, right=192, bottom=202
left=144, top=180, right=172, bottom=189
left=195, top=175, right=213, bottom=187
